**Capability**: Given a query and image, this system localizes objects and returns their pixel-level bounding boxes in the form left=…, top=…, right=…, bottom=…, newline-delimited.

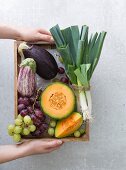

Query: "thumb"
left=45, top=140, right=63, bottom=149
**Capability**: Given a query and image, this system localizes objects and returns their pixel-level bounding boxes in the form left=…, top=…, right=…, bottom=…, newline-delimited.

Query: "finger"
left=38, top=34, right=54, bottom=42
left=46, top=145, right=62, bottom=153
left=47, top=142, right=64, bottom=150
left=38, top=28, right=51, bottom=35
left=45, top=140, right=63, bottom=149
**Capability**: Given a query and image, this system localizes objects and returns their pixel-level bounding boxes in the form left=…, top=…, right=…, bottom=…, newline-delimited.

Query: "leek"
left=77, top=78, right=89, bottom=120
left=50, top=25, right=106, bottom=121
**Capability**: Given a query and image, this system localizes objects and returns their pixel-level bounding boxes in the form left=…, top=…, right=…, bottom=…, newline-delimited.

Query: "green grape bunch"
left=8, top=114, right=36, bottom=143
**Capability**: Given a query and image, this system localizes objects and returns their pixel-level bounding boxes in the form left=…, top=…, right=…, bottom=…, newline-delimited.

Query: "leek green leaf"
left=57, top=45, right=73, bottom=69
left=74, top=64, right=90, bottom=88
left=61, top=26, right=79, bottom=65
left=76, top=40, right=85, bottom=67
left=50, top=24, right=106, bottom=85
left=80, top=25, right=89, bottom=41
left=90, top=31, right=106, bottom=78
left=50, top=24, right=66, bottom=47
left=71, top=26, right=80, bottom=54
left=68, top=65, right=77, bottom=84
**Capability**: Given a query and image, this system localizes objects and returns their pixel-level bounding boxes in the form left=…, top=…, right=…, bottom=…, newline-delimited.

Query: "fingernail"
left=57, top=140, right=62, bottom=144
left=50, top=37, right=54, bottom=42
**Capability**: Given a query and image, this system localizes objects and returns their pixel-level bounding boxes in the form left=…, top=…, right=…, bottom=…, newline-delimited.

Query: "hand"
left=21, top=139, right=63, bottom=155
left=18, top=28, right=54, bottom=43
left=0, top=25, right=54, bottom=42
left=0, top=140, right=63, bottom=164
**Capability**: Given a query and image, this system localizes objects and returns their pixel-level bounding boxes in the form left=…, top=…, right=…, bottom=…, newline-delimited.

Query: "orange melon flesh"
left=41, top=82, right=75, bottom=119
left=55, top=112, right=83, bottom=138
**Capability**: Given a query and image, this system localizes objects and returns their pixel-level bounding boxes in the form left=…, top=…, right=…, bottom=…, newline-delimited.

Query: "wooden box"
left=14, top=41, right=89, bottom=142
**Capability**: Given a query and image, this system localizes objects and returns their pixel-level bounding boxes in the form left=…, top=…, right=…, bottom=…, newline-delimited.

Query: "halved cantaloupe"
left=40, top=82, right=75, bottom=119
left=55, top=112, right=83, bottom=138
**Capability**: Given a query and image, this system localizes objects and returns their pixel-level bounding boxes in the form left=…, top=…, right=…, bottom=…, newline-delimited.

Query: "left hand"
left=18, top=28, right=54, bottom=43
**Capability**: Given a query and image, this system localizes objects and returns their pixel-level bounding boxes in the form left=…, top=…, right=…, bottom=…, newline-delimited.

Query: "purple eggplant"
left=17, top=58, right=36, bottom=97
left=18, top=42, right=58, bottom=80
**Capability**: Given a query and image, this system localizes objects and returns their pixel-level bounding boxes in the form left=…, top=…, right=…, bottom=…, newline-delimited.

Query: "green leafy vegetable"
left=50, top=24, right=106, bottom=120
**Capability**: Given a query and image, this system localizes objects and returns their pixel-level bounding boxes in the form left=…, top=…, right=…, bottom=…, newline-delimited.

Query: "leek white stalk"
left=77, top=79, right=89, bottom=121
left=85, top=90, right=92, bottom=119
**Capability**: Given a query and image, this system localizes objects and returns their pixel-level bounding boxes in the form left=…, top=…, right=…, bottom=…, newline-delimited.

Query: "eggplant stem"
left=18, top=42, right=30, bottom=61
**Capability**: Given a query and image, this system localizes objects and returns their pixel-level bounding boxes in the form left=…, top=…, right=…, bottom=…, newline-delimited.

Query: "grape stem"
left=32, top=87, right=42, bottom=112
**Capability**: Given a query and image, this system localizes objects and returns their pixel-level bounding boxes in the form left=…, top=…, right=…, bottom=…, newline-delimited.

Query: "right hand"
left=21, top=139, right=63, bottom=155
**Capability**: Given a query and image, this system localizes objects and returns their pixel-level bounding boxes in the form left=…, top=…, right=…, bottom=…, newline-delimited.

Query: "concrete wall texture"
left=0, top=0, right=126, bottom=170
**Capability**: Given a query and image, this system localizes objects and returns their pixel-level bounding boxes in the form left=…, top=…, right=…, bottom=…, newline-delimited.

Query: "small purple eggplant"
left=18, top=42, right=58, bottom=80
left=17, top=58, right=36, bottom=97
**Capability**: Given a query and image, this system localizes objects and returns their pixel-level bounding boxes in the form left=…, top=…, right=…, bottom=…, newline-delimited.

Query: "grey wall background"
left=0, top=0, right=126, bottom=170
